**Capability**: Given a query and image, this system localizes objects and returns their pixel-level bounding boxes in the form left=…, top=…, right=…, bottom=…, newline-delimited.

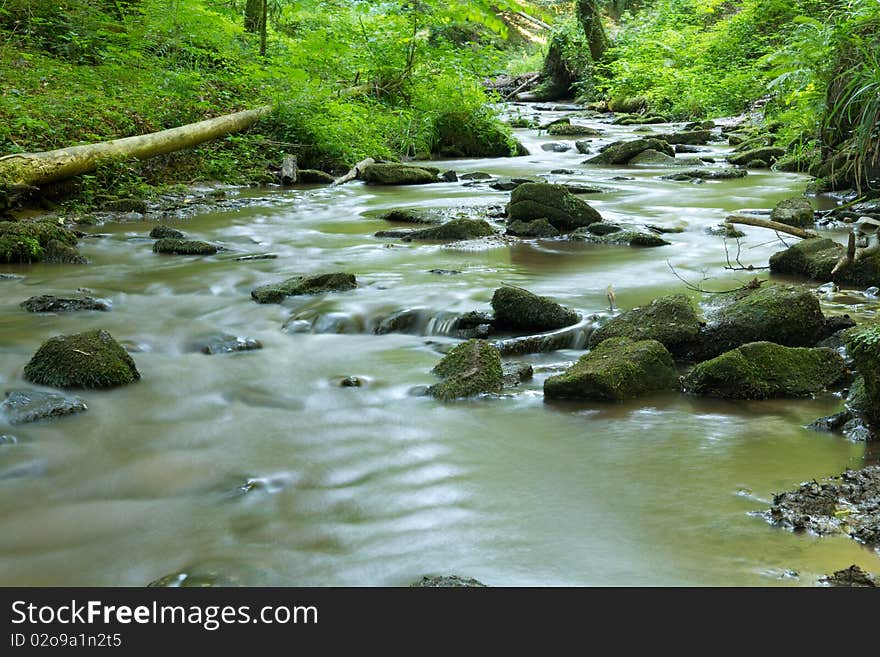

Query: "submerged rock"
left=0, top=389, right=88, bottom=425
left=770, top=197, right=814, bottom=228
left=507, top=183, right=602, bottom=232
left=692, top=284, right=827, bottom=361
left=251, top=273, right=357, bottom=304
left=152, top=238, right=218, bottom=255
left=683, top=342, right=846, bottom=399
left=585, top=138, right=674, bottom=165
left=769, top=238, right=880, bottom=287
left=23, top=329, right=140, bottom=389
left=588, top=294, right=701, bottom=358
left=506, top=219, right=560, bottom=238
left=768, top=465, right=880, bottom=546
left=198, top=335, right=263, bottom=355
left=149, top=224, right=185, bottom=239
left=428, top=339, right=503, bottom=401
left=359, top=163, right=439, bottom=185
left=402, top=219, right=495, bottom=242
left=410, top=575, right=487, bottom=587
left=544, top=337, right=677, bottom=402
left=491, top=286, right=579, bottom=333
left=20, top=295, right=109, bottom=313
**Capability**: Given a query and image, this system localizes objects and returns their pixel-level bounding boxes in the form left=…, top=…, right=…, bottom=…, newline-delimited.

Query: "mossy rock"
left=613, top=115, right=668, bottom=125
left=149, top=224, right=185, bottom=239
left=376, top=209, right=440, bottom=225
left=769, top=197, right=815, bottom=228
left=654, top=130, right=712, bottom=145
left=506, top=219, right=560, bottom=238
left=608, top=96, right=648, bottom=113
left=845, top=323, right=880, bottom=426
left=627, top=149, right=679, bottom=166
left=508, top=183, right=602, bottom=232
left=589, top=294, right=701, bottom=358
left=21, top=295, right=109, bottom=313
left=544, top=337, right=677, bottom=402
left=585, top=138, right=675, bottom=165
left=360, top=163, right=440, bottom=185
left=727, top=147, right=785, bottom=166
left=251, top=272, right=357, bottom=304
left=570, top=227, right=670, bottom=247
left=684, top=341, right=846, bottom=399
left=428, top=339, right=503, bottom=401
left=23, top=329, right=140, bottom=389
left=491, top=286, right=579, bottom=333
left=402, top=219, right=495, bottom=242
left=0, top=220, right=78, bottom=264
left=43, top=239, right=88, bottom=264
left=661, top=168, right=746, bottom=181
left=769, top=238, right=880, bottom=287
left=546, top=124, right=603, bottom=137
left=297, top=169, right=336, bottom=184
left=435, top=113, right=515, bottom=158
left=152, top=238, right=218, bottom=255
left=693, top=285, right=826, bottom=361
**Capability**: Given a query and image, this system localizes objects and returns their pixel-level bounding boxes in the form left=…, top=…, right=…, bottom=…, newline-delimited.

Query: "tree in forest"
left=535, top=0, right=605, bottom=100
left=576, top=0, right=607, bottom=62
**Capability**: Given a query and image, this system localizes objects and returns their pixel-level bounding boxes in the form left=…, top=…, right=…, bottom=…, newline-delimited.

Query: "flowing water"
left=1, top=105, right=878, bottom=586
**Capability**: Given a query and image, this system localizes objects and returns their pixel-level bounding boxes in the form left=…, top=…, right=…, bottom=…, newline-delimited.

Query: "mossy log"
left=0, top=107, right=271, bottom=188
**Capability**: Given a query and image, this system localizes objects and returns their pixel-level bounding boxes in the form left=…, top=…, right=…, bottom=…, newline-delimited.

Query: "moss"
left=251, top=272, right=357, bottom=304
left=152, top=238, right=217, bottom=255
left=435, top=113, right=515, bottom=158
left=23, top=329, right=140, bottom=389
left=694, top=284, right=826, bottom=360
left=769, top=238, right=880, bottom=288
left=297, top=169, right=335, bottom=184
left=506, top=219, right=560, bottom=238
left=21, top=295, right=109, bottom=313
left=654, top=130, right=711, bottom=145
left=608, top=96, right=647, bottom=113
left=428, top=339, right=503, bottom=401
left=661, top=168, right=747, bottom=181
left=845, top=323, right=880, bottom=426
left=727, top=147, right=785, bottom=166
left=544, top=337, right=678, bottom=402
left=149, top=225, right=185, bottom=239
left=0, top=220, right=78, bottom=263
left=684, top=341, right=846, bottom=399
left=360, top=163, right=440, bottom=185
left=585, top=138, right=675, bottom=165
left=589, top=294, right=701, bottom=357
left=491, top=286, right=579, bottom=333
left=508, top=182, right=603, bottom=232
left=402, top=219, right=495, bottom=242
left=570, top=227, right=670, bottom=247
left=546, top=124, right=603, bottom=137
left=769, top=198, right=814, bottom=228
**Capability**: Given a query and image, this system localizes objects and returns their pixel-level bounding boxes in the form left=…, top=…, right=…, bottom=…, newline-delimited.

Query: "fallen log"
left=279, top=154, right=298, bottom=186
left=0, top=106, right=272, bottom=188
left=332, top=157, right=375, bottom=186
left=725, top=214, right=819, bottom=240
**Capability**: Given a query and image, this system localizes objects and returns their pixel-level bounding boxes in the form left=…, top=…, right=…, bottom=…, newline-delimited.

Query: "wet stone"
left=340, top=376, right=363, bottom=387
left=199, top=335, right=263, bottom=355
left=20, top=295, right=110, bottom=313
left=820, top=565, right=876, bottom=587
left=410, top=575, right=487, bottom=587
left=1, top=390, right=88, bottom=425
left=149, top=224, right=185, bottom=239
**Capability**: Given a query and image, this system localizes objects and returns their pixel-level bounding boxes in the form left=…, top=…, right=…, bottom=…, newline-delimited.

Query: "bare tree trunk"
left=245, top=0, right=262, bottom=33
left=576, top=0, right=608, bottom=62
left=0, top=107, right=271, bottom=188
left=725, top=214, right=819, bottom=240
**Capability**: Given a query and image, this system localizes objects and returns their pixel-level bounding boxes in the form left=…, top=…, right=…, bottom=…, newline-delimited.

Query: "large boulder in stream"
left=491, top=286, right=579, bottom=333
left=359, top=163, right=440, bottom=185
left=251, top=272, right=357, bottom=304
left=0, top=220, right=79, bottom=264
left=506, top=219, right=560, bottom=238
left=684, top=342, right=846, bottom=399
left=727, top=147, right=785, bottom=167
left=428, top=339, right=503, bottom=401
left=584, top=138, right=675, bottom=165
left=654, top=130, right=712, bottom=145
left=153, top=238, right=218, bottom=255
left=588, top=294, right=701, bottom=358
left=845, top=323, right=880, bottom=427
left=402, top=219, right=495, bottom=242
left=546, top=123, right=603, bottom=137
left=569, top=226, right=670, bottom=247
left=507, top=183, right=602, bottom=232
left=769, top=238, right=880, bottom=287
left=544, top=337, right=678, bottom=402
left=23, top=329, right=140, bottom=389
left=691, top=284, right=827, bottom=361
left=770, top=197, right=815, bottom=228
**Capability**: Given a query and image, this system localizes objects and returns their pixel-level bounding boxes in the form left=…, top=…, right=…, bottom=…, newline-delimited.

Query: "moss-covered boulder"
left=608, top=96, right=648, bottom=113
left=506, top=219, right=560, bottom=238
left=654, top=130, right=712, bottom=145
left=152, top=238, right=218, bottom=255
left=297, top=169, right=336, bottom=184
left=684, top=342, right=846, bottom=399
left=845, top=323, right=880, bottom=426
left=727, top=147, right=785, bottom=166
left=770, top=197, right=814, bottom=228
left=251, top=272, right=357, bottom=304
left=434, top=112, right=515, bottom=158
left=23, top=329, right=140, bottom=389
left=428, top=339, right=503, bottom=401
left=693, top=285, right=826, bottom=361
left=402, top=219, right=495, bottom=242
left=547, top=123, right=603, bottom=137
left=588, top=294, right=701, bottom=358
left=149, top=224, right=185, bottom=239
left=507, top=183, right=602, bottom=232
left=571, top=227, right=670, bottom=247
left=491, top=286, right=579, bottom=333
left=769, top=238, right=880, bottom=287
left=0, top=220, right=79, bottom=264
left=661, top=168, right=747, bottom=181
left=585, top=138, right=675, bottom=165
left=544, top=337, right=678, bottom=402
left=360, top=163, right=439, bottom=185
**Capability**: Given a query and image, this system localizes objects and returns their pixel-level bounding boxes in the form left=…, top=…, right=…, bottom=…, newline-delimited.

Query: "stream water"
left=1, top=104, right=878, bottom=586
